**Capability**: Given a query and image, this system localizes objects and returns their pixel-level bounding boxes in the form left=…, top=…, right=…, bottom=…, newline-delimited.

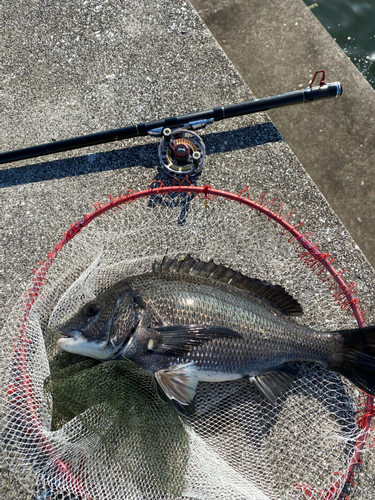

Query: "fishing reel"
left=157, top=127, right=206, bottom=179
left=148, top=118, right=212, bottom=179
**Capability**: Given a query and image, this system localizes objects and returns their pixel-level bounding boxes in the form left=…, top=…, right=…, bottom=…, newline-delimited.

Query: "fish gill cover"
left=0, top=186, right=374, bottom=500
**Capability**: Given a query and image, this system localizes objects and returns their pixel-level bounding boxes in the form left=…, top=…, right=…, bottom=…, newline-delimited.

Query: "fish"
left=58, top=254, right=375, bottom=416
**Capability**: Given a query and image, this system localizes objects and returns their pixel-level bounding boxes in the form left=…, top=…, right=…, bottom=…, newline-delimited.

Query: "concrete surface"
left=0, top=0, right=374, bottom=499
left=192, top=0, right=375, bottom=268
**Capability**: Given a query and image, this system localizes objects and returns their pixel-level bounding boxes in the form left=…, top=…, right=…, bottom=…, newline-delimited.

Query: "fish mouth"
left=57, top=326, right=116, bottom=360
left=57, top=327, right=82, bottom=347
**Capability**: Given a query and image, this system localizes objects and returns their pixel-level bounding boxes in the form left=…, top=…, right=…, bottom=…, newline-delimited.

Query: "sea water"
left=303, top=0, right=375, bottom=89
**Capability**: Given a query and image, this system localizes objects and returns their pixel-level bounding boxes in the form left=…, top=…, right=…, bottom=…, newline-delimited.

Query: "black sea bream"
left=58, top=255, right=375, bottom=415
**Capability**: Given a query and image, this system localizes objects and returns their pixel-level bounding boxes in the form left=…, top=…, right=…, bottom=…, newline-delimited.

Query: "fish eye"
left=86, top=304, right=100, bottom=317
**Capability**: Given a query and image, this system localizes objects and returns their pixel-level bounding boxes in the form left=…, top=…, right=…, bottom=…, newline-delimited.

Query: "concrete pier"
left=0, top=0, right=374, bottom=498
left=192, top=0, right=375, bottom=268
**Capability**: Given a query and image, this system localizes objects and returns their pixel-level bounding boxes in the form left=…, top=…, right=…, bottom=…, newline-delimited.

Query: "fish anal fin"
left=155, top=362, right=198, bottom=412
left=251, top=364, right=299, bottom=402
left=153, top=254, right=303, bottom=316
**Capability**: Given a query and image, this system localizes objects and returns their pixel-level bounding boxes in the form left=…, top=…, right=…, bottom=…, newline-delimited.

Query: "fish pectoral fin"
left=148, top=324, right=242, bottom=355
left=250, top=364, right=299, bottom=402
left=155, top=362, right=198, bottom=415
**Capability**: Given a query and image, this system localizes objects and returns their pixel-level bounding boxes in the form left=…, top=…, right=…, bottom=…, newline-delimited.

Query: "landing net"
left=0, top=185, right=373, bottom=500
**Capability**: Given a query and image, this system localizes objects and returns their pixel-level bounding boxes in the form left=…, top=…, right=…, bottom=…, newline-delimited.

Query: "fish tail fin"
left=332, top=325, right=375, bottom=396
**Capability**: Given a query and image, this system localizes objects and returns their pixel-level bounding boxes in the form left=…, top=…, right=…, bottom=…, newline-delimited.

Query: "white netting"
left=0, top=191, right=371, bottom=500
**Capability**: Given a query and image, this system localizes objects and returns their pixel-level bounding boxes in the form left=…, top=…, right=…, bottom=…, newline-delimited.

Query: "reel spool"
left=158, top=127, right=206, bottom=179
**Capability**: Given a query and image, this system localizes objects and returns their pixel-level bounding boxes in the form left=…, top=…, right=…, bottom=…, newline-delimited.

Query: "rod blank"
left=0, top=82, right=342, bottom=165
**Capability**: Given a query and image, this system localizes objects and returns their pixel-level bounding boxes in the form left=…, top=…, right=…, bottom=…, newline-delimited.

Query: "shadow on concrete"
left=0, top=123, right=282, bottom=188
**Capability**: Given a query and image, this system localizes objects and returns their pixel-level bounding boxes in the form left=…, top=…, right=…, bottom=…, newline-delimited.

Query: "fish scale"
left=118, top=274, right=335, bottom=375
left=58, top=256, right=375, bottom=416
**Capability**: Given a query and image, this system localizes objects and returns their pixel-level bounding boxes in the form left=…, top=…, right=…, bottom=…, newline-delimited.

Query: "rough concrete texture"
left=192, top=0, right=375, bottom=268
left=0, top=0, right=374, bottom=499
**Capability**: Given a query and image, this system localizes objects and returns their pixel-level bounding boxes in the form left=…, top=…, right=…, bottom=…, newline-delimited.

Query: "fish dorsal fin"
left=153, top=255, right=303, bottom=316
left=155, top=362, right=198, bottom=415
left=251, top=364, right=299, bottom=402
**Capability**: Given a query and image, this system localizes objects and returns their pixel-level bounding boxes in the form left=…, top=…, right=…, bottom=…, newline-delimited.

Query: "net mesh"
left=0, top=188, right=373, bottom=500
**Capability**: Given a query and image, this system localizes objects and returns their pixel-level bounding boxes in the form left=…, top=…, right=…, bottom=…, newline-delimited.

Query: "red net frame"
left=9, top=184, right=374, bottom=500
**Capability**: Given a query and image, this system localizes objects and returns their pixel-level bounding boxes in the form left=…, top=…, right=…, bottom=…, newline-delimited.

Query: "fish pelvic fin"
left=147, top=324, right=242, bottom=356
left=250, top=364, right=299, bottom=402
left=155, top=362, right=198, bottom=416
left=331, top=325, right=375, bottom=397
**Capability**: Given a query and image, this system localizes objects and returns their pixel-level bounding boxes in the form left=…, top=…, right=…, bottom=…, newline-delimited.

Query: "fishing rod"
left=0, top=70, right=342, bottom=169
